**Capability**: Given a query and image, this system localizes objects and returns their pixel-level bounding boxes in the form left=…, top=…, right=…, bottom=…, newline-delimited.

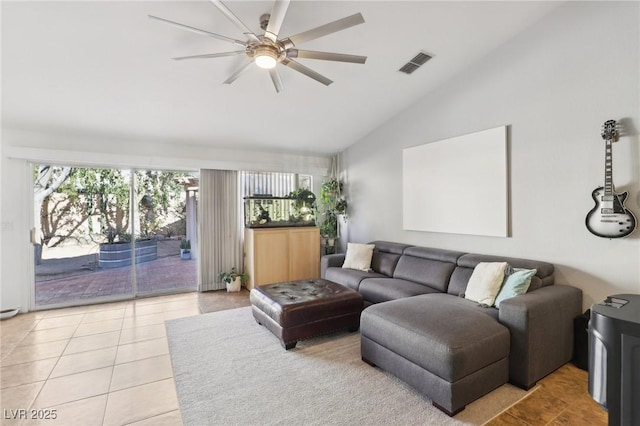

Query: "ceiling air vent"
left=398, top=52, right=432, bottom=75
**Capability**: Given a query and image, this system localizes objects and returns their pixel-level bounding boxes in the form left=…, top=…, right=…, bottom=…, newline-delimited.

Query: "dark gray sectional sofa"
left=321, top=241, right=582, bottom=415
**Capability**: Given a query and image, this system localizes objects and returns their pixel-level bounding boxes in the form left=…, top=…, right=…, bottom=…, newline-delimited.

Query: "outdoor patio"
left=36, top=253, right=197, bottom=306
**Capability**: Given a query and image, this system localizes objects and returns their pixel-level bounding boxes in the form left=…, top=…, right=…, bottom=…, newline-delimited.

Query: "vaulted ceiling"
left=1, top=1, right=561, bottom=155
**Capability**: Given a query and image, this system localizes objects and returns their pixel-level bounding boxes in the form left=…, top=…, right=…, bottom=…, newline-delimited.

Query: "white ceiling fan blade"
left=209, top=0, right=260, bottom=42
left=269, top=68, right=284, bottom=93
left=173, top=51, right=246, bottom=61
left=148, top=15, right=247, bottom=47
left=283, top=13, right=365, bottom=47
left=282, top=58, right=333, bottom=86
left=287, top=49, right=367, bottom=64
left=264, top=0, right=291, bottom=42
left=223, top=60, right=254, bottom=85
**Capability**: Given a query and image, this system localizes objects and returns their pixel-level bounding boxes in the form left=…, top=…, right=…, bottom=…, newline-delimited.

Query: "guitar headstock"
left=601, top=119, right=619, bottom=142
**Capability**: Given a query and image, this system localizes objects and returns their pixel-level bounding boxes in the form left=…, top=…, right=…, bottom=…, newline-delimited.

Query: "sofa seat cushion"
left=360, top=294, right=509, bottom=382
left=358, top=278, right=440, bottom=304
left=324, top=267, right=386, bottom=291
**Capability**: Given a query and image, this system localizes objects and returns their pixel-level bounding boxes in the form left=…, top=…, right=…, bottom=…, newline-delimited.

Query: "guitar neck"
left=603, top=138, right=613, bottom=198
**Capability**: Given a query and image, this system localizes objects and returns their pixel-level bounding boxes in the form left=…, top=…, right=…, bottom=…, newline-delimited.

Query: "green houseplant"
left=219, top=267, right=248, bottom=292
left=318, top=178, right=348, bottom=254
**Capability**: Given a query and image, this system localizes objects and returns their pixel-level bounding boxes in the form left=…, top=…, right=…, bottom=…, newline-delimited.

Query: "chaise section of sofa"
left=361, top=293, right=511, bottom=415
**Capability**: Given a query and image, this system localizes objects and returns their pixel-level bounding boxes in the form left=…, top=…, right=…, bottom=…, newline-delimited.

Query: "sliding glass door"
left=34, top=166, right=135, bottom=307
left=133, top=170, right=197, bottom=297
left=33, top=165, right=197, bottom=309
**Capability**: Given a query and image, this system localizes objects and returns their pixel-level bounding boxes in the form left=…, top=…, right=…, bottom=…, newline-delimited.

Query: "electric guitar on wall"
left=585, top=120, right=637, bottom=238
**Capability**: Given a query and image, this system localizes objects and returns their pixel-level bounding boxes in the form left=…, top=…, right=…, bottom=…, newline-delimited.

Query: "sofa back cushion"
left=447, top=253, right=554, bottom=296
left=392, top=246, right=465, bottom=292
left=368, top=241, right=411, bottom=277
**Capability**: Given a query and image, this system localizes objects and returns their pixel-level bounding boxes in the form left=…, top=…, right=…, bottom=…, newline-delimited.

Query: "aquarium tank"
left=244, top=194, right=316, bottom=228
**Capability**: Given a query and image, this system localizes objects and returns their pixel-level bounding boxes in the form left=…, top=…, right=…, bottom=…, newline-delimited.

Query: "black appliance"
left=573, top=309, right=590, bottom=371
left=588, top=294, right=640, bottom=426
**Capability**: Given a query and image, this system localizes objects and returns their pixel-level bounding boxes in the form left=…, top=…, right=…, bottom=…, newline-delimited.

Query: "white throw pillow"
left=342, top=243, right=375, bottom=271
left=465, top=262, right=509, bottom=306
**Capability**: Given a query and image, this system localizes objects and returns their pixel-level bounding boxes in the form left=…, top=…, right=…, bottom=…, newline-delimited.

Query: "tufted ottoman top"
left=250, top=279, right=363, bottom=327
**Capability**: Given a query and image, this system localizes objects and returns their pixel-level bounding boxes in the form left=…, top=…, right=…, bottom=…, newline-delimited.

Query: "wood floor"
left=486, top=363, right=607, bottom=425
left=1, top=289, right=607, bottom=425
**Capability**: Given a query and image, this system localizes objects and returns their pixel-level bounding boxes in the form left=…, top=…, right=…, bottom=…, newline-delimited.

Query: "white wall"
left=1, top=153, right=33, bottom=313
left=343, top=1, right=640, bottom=310
left=0, top=128, right=330, bottom=312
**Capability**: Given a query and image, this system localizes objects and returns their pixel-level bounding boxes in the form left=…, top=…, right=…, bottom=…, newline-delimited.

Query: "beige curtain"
left=198, top=169, right=243, bottom=291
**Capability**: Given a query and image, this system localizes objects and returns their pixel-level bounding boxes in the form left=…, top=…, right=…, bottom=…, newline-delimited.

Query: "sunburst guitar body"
left=585, top=120, right=637, bottom=238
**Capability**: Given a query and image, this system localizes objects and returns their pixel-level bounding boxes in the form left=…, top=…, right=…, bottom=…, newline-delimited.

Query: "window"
left=240, top=171, right=298, bottom=197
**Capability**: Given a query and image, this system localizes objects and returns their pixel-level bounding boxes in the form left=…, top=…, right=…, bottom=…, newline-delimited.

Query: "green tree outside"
left=34, top=165, right=193, bottom=248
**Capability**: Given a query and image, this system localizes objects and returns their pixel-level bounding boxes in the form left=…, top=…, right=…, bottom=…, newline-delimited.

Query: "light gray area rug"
left=166, top=307, right=534, bottom=426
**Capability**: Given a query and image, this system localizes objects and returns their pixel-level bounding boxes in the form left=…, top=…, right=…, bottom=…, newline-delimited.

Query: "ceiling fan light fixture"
left=254, top=45, right=278, bottom=69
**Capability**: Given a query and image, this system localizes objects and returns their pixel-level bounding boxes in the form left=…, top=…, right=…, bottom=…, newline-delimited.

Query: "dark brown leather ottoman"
left=250, top=279, right=364, bottom=349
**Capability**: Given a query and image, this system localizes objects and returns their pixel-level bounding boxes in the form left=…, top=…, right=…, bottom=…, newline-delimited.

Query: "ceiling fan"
left=149, top=0, right=366, bottom=93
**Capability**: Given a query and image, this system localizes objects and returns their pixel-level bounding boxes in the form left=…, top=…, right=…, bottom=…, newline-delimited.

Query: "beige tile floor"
left=0, top=291, right=250, bottom=426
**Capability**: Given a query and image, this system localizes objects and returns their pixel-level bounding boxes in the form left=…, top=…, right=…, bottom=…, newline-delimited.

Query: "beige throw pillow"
left=465, top=262, right=509, bottom=306
left=342, top=243, right=375, bottom=271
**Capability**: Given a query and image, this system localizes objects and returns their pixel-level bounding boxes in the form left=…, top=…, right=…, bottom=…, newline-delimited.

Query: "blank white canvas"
left=402, top=126, right=508, bottom=237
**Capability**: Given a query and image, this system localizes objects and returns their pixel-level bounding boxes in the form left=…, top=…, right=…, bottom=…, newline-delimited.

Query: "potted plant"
left=180, top=239, right=191, bottom=260
left=219, top=267, right=248, bottom=292
left=318, top=178, right=348, bottom=254
left=320, top=179, right=341, bottom=200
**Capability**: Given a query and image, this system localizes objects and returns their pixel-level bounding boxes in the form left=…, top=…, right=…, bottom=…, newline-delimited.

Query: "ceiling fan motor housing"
left=248, top=40, right=286, bottom=69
